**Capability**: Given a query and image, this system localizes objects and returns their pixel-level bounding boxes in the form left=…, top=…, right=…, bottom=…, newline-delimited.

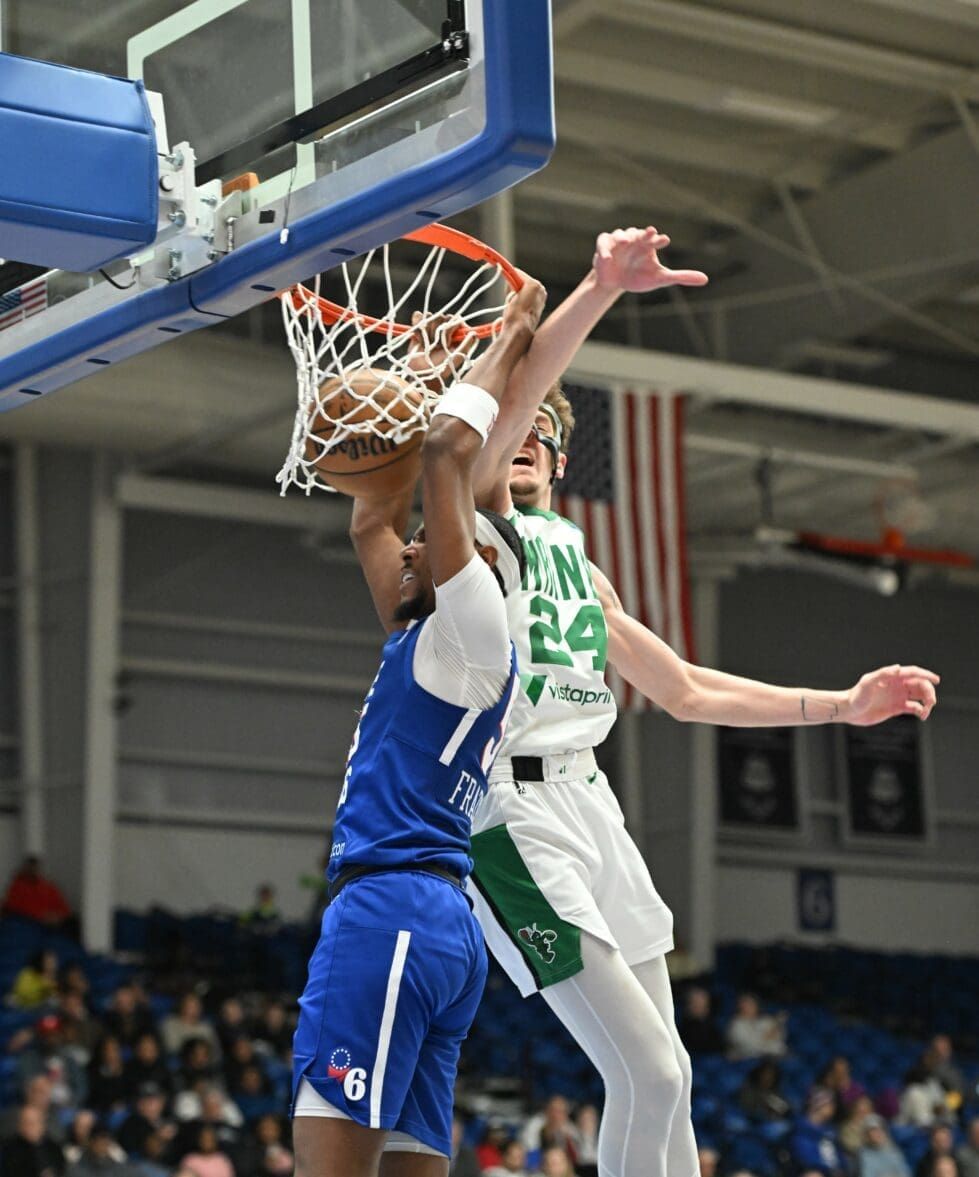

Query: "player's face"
left=394, top=525, right=436, bottom=622
left=510, top=409, right=564, bottom=505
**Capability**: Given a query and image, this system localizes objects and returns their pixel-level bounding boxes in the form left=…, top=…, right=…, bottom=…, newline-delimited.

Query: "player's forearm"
left=606, top=605, right=852, bottom=726
left=679, top=663, right=852, bottom=727
left=348, top=487, right=414, bottom=542
left=473, top=270, right=618, bottom=495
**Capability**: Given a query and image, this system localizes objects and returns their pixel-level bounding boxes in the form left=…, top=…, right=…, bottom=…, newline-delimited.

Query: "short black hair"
left=475, top=508, right=526, bottom=596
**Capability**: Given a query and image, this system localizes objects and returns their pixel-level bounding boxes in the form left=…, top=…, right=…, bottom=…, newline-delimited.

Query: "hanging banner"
left=718, top=727, right=800, bottom=833
left=842, top=716, right=930, bottom=845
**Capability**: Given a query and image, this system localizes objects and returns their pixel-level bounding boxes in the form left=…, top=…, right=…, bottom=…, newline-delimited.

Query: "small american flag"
left=553, top=383, right=695, bottom=711
left=0, top=276, right=48, bottom=333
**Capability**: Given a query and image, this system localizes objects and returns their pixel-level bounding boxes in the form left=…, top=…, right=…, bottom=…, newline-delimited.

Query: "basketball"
left=305, top=368, right=426, bottom=498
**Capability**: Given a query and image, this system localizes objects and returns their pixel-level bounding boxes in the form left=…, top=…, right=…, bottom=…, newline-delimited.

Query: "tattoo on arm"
left=800, top=696, right=839, bottom=722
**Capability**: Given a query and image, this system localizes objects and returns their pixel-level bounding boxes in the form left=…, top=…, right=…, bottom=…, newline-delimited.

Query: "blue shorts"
left=291, top=870, right=487, bottom=1157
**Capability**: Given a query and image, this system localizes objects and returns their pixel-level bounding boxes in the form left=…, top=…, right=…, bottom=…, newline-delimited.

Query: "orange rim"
left=280, top=223, right=522, bottom=341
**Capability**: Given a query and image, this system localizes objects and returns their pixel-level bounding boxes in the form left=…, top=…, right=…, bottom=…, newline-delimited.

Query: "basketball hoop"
left=277, top=225, right=522, bottom=495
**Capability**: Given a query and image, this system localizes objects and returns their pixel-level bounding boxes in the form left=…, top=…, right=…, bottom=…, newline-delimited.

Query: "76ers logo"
left=328, top=1048, right=367, bottom=1102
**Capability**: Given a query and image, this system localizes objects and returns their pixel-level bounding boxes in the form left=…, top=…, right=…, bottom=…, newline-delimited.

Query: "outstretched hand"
left=593, top=226, right=709, bottom=294
left=847, top=664, right=939, bottom=725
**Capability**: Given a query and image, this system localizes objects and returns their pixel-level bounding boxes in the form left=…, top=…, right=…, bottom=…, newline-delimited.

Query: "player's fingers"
left=907, top=679, right=937, bottom=707
left=899, top=665, right=940, bottom=684
left=903, top=698, right=926, bottom=718
left=594, top=232, right=615, bottom=262
left=667, top=269, right=710, bottom=286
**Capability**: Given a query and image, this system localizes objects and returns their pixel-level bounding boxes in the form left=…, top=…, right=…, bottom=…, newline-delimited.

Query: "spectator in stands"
left=86, top=1034, right=128, bottom=1115
left=124, top=1033, right=173, bottom=1097
left=789, top=1088, right=846, bottom=1177
left=131, top=1132, right=171, bottom=1177
left=57, top=964, right=91, bottom=1005
left=64, top=1114, right=128, bottom=1168
left=215, top=999, right=249, bottom=1056
left=932, top=1161, right=960, bottom=1177
left=820, top=1056, right=867, bottom=1121
left=928, top=1037, right=967, bottom=1106
left=539, top=1146, right=576, bottom=1177
left=231, top=1065, right=277, bottom=1121
left=477, top=1121, right=511, bottom=1170
left=575, top=1105, right=600, bottom=1177
left=726, top=992, right=787, bottom=1059
left=1, top=1103, right=66, bottom=1177
left=239, top=885, right=281, bottom=935
left=1, top=856, right=75, bottom=934
left=841, top=1095, right=878, bottom=1156
left=118, top=1083, right=178, bottom=1159
left=252, top=1001, right=292, bottom=1060
left=179, top=1125, right=235, bottom=1177
left=162, top=993, right=221, bottom=1058
left=447, top=1115, right=480, bottom=1177
left=101, top=984, right=155, bottom=1050
left=485, top=1139, right=532, bottom=1177
left=16, top=1014, right=87, bottom=1110
left=916, top=1125, right=957, bottom=1177
left=740, top=1058, right=792, bottom=1122
left=900, top=1053, right=954, bottom=1128
left=232, top=1114, right=293, bottom=1177
left=0, top=1075, right=65, bottom=1145
left=173, top=1084, right=242, bottom=1156
left=679, top=986, right=725, bottom=1056
left=178, top=1038, right=219, bottom=1090
left=955, top=1120, right=979, bottom=1177
left=858, top=1115, right=912, bottom=1177
left=525, top=1095, right=581, bottom=1164
left=9, top=950, right=59, bottom=1009
left=697, top=1146, right=719, bottom=1177
left=65, top=1124, right=138, bottom=1177
left=57, top=990, right=101, bottom=1063
left=223, top=1036, right=261, bottom=1092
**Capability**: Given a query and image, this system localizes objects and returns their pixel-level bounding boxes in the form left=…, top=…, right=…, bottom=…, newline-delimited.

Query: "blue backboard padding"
left=0, top=1, right=553, bottom=409
left=0, top=52, right=158, bottom=271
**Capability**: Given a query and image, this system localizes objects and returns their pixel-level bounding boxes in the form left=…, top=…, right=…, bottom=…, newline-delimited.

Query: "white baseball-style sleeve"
left=412, top=554, right=511, bottom=709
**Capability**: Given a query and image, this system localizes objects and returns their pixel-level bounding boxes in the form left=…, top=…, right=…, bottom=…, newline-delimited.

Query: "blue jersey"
left=329, top=619, right=518, bottom=882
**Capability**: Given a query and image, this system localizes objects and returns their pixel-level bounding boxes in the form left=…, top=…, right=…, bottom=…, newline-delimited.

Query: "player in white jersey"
left=466, top=227, right=940, bottom=1177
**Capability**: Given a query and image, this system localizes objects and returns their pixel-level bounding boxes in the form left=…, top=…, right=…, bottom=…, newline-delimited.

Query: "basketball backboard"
left=0, top=1, right=553, bottom=410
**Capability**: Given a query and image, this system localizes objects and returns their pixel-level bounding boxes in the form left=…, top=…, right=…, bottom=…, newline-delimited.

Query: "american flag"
left=0, top=277, right=48, bottom=333
left=552, top=383, right=695, bottom=711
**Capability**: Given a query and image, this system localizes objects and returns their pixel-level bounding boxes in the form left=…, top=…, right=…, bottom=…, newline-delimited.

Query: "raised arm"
left=473, top=226, right=708, bottom=512
left=349, top=487, right=416, bottom=634
left=422, top=278, right=546, bottom=587
left=591, top=564, right=939, bottom=726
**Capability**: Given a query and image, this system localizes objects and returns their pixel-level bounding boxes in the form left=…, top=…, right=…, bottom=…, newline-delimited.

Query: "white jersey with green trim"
left=501, top=506, right=617, bottom=756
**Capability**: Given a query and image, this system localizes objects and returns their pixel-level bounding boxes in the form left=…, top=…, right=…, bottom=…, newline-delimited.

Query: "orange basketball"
left=305, top=368, right=426, bottom=498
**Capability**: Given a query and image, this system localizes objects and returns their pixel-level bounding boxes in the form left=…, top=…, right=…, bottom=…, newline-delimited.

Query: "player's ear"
left=475, top=541, right=499, bottom=570
left=553, top=453, right=567, bottom=482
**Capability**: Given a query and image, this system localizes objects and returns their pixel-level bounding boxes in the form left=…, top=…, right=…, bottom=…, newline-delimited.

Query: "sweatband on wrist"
left=431, top=382, right=499, bottom=445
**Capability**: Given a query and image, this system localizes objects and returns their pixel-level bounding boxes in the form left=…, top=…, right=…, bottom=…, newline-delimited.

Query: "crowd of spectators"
left=1, top=872, right=977, bottom=1177
left=677, top=985, right=977, bottom=1177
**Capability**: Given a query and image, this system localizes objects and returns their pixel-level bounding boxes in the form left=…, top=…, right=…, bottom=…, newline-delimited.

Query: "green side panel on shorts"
left=471, top=823, right=583, bottom=990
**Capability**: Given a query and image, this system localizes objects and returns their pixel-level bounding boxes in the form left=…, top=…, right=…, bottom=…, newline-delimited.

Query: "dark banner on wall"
left=843, top=716, right=928, bottom=841
left=718, top=727, right=799, bottom=831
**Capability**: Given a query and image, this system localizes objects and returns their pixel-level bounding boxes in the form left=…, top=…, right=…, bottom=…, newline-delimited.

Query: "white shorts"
left=468, top=749, right=674, bottom=997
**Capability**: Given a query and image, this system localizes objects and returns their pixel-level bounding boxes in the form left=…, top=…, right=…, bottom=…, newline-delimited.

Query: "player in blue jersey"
left=291, top=275, right=546, bottom=1177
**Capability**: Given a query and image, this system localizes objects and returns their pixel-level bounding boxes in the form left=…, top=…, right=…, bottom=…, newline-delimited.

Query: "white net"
left=277, top=239, right=509, bottom=495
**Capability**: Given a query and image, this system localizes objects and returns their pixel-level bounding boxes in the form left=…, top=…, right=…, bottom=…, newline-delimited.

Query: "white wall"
left=115, top=822, right=327, bottom=920
left=716, top=863, right=979, bottom=955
